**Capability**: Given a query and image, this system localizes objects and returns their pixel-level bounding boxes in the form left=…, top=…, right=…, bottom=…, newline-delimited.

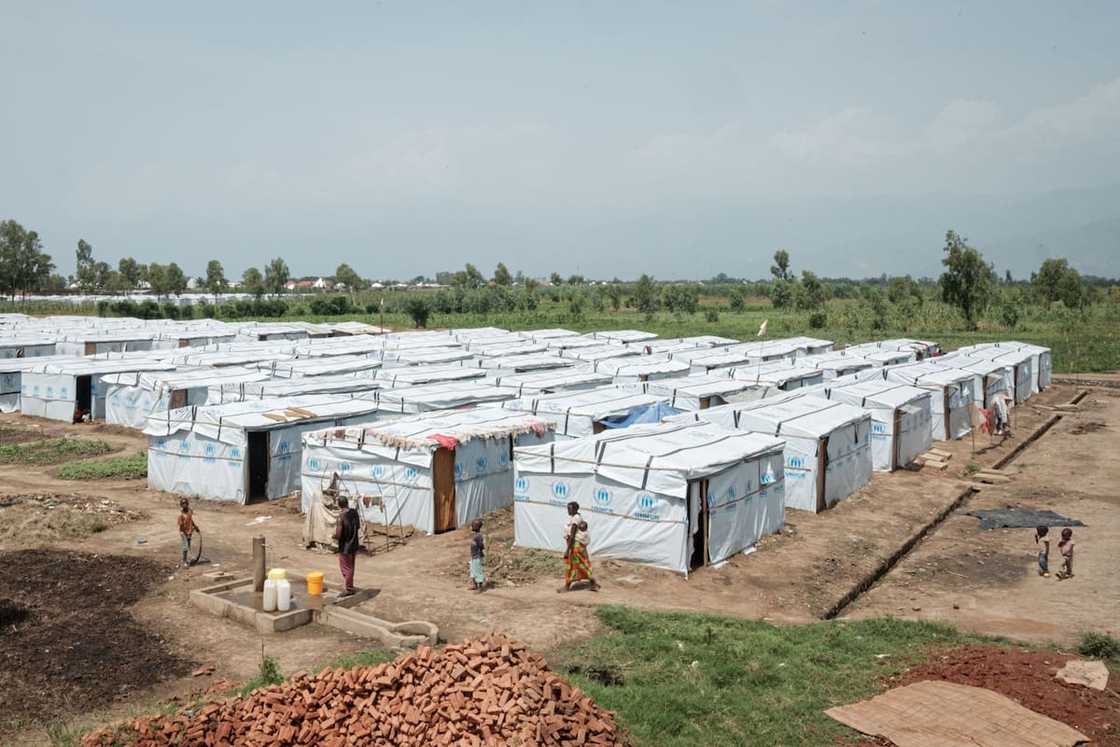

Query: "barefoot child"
left=469, top=518, right=486, bottom=592
left=1034, top=526, right=1050, bottom=577
left=178, top=498, right=199, bottom=568
left=1057, top=527, right=1075, bottom=579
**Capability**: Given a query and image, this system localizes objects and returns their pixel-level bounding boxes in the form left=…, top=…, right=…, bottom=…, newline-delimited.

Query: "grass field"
left=55, top=452, right=148, bottom=480
left=552, top=607, right=983, bottom=747
left=0, top=437, right=116, bottom=466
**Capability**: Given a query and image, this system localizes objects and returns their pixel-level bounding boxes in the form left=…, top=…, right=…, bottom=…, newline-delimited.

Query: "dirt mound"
left=0, top=493, right=145, bottom=547
left=893, top=645, right=1120, bottom=746
left=0, top=550, right=192, bottom=736
left=438, top=507, right=564, bottom=586
left=83, top=634, right=629, bottom=746
left=1071, top=421, right=1107, bottom=435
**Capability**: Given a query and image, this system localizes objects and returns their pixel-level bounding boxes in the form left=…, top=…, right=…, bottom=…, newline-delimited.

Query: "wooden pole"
left=252, top=535, right=266, bottom=592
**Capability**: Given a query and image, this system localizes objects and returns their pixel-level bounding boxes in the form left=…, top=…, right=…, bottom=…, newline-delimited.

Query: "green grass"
left=552, top=606, right=983, bottom=747
left=323, top=649, right=397, bottom=671
left=1078, top=631, right=1120, bottom=661
left=55, top=452, right=147, bottom=480
left=0, top=437, right=115, bottom=466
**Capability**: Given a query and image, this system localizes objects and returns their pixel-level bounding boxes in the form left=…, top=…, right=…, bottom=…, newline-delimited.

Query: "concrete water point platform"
left=190, top=574, right=439, bottom=649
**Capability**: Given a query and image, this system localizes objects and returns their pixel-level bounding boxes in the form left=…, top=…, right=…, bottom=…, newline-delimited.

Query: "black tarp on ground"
left=966, top=507, right=1086, bottom=530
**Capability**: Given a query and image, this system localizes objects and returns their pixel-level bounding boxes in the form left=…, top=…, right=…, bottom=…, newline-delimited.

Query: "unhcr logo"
left=514, top=476, right=529, bottom=501
left=550, top=481, right=570, bottom=505
left=498, top=453, right=509, bottom=467
left=634, top=493, right=659, bottom=520
left=372, top=464, right=385, bottom=479
left=871, top=422, right=886, bottom=434
left=405, top=466, right=418, bottom=481
left=308, top=457, right=321, bottom=470
left=203, top=443, right=217, bottom=463
left=476, top=456, right=488, bottom=471
left=593, top=487, right=612, bottom=508
left=340, top=462, right=352, bottom=473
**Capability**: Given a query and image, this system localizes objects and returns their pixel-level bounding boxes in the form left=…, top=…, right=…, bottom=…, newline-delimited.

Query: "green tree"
left=549, top=272, right=563, bottom=287
left=242, top=267, right=265, bottom=299
left=770, top=250, right=792, bottom=281
left=938, top=230, right=995, bottom=329
left=770, top=280, right=794, bottom=309
left=264, top=258, right=290, bottom=295
left=75, top=239, right=96, bottom=292
left=493, top=262, right=512, bottom=286
left=1031, top=258, right=1070, bottom=305
left=605, top=283, right=623, bottom=312
left=146, top=263, right=169, bottom=299
left=887, top=275, right=920, bottom=304
left=632, top=274, right=660, bottom=318
left=0, top=220, right=54, bottom=299
left=165, top=262, right=188, bottom=296
left=728, top=287, right=746, bottom=312
left=998, top=289, right=1022, bottom=330
left=796, top=271, right=826, bottom=311
left=118, top=257, right=141, bottom=288
left=404, top=296, right=432, bottom=328
left=205, top=259, right=227, bottom=300
left=334, top=263, right=363, bottom=296
left=1056, top=265, right=1087, bottom=310
left=567, top=274, right=585, bottom=286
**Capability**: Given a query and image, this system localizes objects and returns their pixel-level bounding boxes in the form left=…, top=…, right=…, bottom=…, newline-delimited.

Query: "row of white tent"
left=1, top=316, right=1053, bottom=575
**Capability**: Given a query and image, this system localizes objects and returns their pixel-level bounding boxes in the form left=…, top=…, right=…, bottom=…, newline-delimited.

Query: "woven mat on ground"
left=825, top=680, right=1088, bottom=747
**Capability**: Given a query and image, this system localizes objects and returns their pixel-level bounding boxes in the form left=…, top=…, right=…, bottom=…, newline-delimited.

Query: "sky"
left=2, top=1, right=1118, bottom=280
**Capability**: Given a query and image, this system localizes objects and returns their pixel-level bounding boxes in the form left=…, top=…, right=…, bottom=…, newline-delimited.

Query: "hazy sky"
left=2, top=2, right=1118, bottom=279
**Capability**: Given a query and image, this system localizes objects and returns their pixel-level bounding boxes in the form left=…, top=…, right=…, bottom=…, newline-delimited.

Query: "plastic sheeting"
left=513, top=423, right=785, bottom=574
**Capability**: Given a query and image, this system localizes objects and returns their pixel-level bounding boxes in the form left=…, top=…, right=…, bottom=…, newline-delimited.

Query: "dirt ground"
left=0, top=381, right=1116, bottom=743
left=0, top=550, right=194, bottom=736
left=844, top=388, right=1120, bottom=645
left=892, top=645, right=1120, bottom=746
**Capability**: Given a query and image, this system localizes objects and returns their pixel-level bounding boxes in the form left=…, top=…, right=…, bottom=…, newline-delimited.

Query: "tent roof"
left=307, top=406, right=554, bottom=452
left=824, top=379, right=931, bottom=409
left=30, top=359, right=175, bottom=376
left=562, top=344, right=640, bottom=363
left=477, top=353, right=575, bottom=372
left=505, top=387, right=666, bottom=419
left=231, top=374, right=384, bottom=398
left=382, top=348, right=474, bottom=366
left=262, top=355, right=381, bottom=378
left=685, top=393, right=869, bottom=438
left=374, top=381, right=518, bottom=411
left=377, top=364, right=488, bottom=387
left=643, top=373, right=761, bottom=400
left=518, top=328, right=580, bottom=341
left=515, top=420, right=785, bottom=497
left=593, top=357, right=691, bottom=378
left=144, top=393, right=382, bottom=442
left=886, top=362, right=974, bottom=387
left=100, top=366, right=268, bottom=389
left=591, top=329, right=658, bottom=343
left=488, top=367, right=613, bottom=393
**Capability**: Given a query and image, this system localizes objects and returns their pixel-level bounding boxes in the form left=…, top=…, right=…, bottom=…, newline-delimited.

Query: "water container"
left=306, top=571, right=324, bottom=596
left=267, top=568, right=287, bottom=581
left=276, top=579, right=291, bottom=612
left=262, top=578, right=277, bottom=612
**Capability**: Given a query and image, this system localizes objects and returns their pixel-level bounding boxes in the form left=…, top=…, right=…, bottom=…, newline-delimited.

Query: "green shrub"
left=1078, top=631, right=1120, bottom=660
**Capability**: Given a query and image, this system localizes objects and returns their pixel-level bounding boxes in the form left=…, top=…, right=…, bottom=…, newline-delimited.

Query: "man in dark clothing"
left=333, top=496, right=360, bottom=596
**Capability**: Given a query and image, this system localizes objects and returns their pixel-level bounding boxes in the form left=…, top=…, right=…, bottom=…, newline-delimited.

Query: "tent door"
left=689, top=480, right=709, bottom=570
left=815, top=436, right=829, bottom=512
left=432, top=447, right=456, bottom=533
left=592, top=421, right=606, bottom=434
left=169, top=388, right=188, bottom=410
left=942, top=390, right=952, bottom=440
left=699, top=396, right=712, bottom=410
left=178, top=339, right=190, bottom=348
left=83, top=342, right=96, bottom=355
left=892, top=408, right=903, bottom=471
left=74, top=375, right=92, bottom=422
left=247, top=431, right=270, bottom=501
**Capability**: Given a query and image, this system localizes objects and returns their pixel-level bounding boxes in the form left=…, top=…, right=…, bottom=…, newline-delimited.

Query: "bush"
left=1078, top=631, right=1120, bottom=660
left=138, top=299, right=161, bottom=319
left=704, top=308, right=719, bottom=323
left=309, top=295, right=354, bottom=316
left=161, top=303, right=181, bottom=320
left=404, top=296, right=431, bottom=328
left=808, top=310, right=827, bottom=329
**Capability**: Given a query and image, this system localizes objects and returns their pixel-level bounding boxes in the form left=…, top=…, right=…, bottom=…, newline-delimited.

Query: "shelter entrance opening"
left=247, top=431, right=270, bottom=501
left=432, top=447, right=456, bottom=533
left=74, top=375, right=92, bottom=422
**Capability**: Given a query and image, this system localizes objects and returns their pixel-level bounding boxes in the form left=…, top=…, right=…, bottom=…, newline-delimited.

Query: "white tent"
left=668, top=348, right=755, bottom=375
left=300, top=408, right=556, bottom=532
left=593, top=356, right=691, bottom=383
left=173, top=349, right=295, bottom=369
left=145, top=394, right=383, bottom=503
left=517, top=328, right=580, bottom=342
left=261, top=355, right=382, bottom=379
left=477, top=353, right=576, bottom=373
left=0, top=354, right=74, bottom=413
left=849, top=338, right=939, bottom=359
left=820, top=380, right=932, bottom=471
left=373, top=381, right=519, bottom=414
left=218, top=373, right=384, bottom=402
left=235, top=323, right=310, bottom=342
left=0, top=337, right=57, bottom=359
left=466, top=339, right=549, bottom=358
left=450, top=327, right=511, bottom=342
left=883, top=363, right=975, bottom=440
left=561, top=344, right=640, bottom=364
left=954, top=342, right=1047, bottom=399
left=151, top=328, right=238, bottom=350
left=381, top=348, right=475, bottom=368
left=487, top=368, right=614, bottom=395
left=503, top=387, right=675, bottom=438
left=21, top=359, right=175, bottom=422
left=591, top=329, right=658, bottom=344
left=101, top=367, right=269, bottom=429
left=727, top=362, right=826, bottom=392
left=377, top=364, right=488, bottom=387
left=801, top=354, right=877, bottom=380
left=667, top=394, right=872, bottom=513
left=936, top=353, right=1015, bottom=409
left=636, top=373, right=768, bottom=411
left=513, top=421, right=786, bottom=575
left=545, top=335, right=605, bottom=352
left=56, top=331, right=155, bottom=356
left=295, top=336, right=386, bottom=358
left=841, top=346, right=917, bottom=367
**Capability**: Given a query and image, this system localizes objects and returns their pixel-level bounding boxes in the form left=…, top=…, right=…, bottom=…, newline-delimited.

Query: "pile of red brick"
left=81, top=634, right=628, bottom=746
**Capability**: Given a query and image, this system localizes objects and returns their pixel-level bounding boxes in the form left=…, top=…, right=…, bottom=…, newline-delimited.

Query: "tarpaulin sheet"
left=825, top=680, right=1087, bottom=747
left=965, top=508, right=1085, bottom=530
left=598, top=402, right=681, bottom=429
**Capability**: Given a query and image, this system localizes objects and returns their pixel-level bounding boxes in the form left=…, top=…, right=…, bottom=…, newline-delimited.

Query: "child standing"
left=178, top=498, right=198, bottom=568
left=469, top=518, right=486, bottom=592
left=1057, top=528, right=1075, bottom=580
left=1034, top=526, right=1050, bottom=577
